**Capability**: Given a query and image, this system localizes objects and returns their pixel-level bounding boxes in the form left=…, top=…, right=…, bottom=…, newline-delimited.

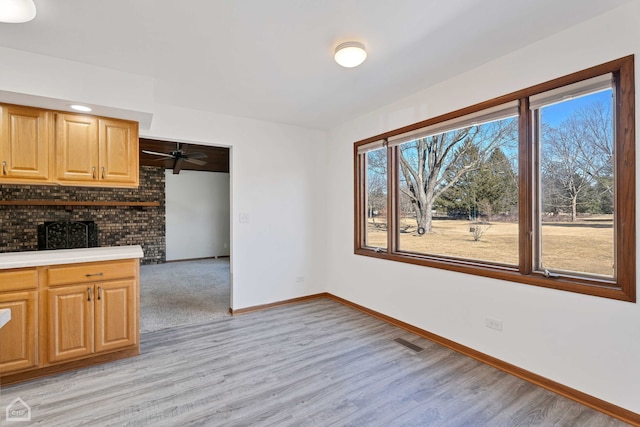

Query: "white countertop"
left=0, top=246, right=144, bottom=270
left=0, top=308, right=10, bottom=329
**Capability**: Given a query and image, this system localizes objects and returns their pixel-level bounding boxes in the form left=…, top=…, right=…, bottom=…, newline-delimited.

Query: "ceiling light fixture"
left=70, top=104, right=92, bottom=112
left=0, top=0, right=36, bottom=23
left=334, top=41, right=367, bottom=68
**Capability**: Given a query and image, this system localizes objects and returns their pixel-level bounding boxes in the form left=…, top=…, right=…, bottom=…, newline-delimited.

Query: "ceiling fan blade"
left=148, top=156, right=174, bottom=161
left=184, top=158, right=207, bottom=166
left=142, top=150, right=172, bottom=157
left=173, top=157, right=184, bottom=174
left=187, top=152, right=208, bottom=159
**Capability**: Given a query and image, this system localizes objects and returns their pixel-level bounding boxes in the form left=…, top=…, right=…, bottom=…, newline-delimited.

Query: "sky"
left=367, top=87, right=613, bottom=177
left=540, top=88, right=612, bottom=127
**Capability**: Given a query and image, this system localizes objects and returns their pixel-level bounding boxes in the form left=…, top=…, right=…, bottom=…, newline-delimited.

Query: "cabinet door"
left=0, top=291, right=38, bottom=374
left=95, top=279, right=136, bottom=353
left=99, top=119, right=138, bottom=185
left=55, top=113, right=99, bottom=183
left=48, top=285, right=94, bottom=363
left=0, top=105, right=51, bottom=182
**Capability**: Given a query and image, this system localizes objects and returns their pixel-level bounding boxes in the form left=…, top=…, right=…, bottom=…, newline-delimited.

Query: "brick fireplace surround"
left=0, top=166, right=165, bottom=264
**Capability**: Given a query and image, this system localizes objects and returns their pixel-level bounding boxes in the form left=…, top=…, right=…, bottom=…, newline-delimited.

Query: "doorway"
left=138, top=139, right=231, bottom=332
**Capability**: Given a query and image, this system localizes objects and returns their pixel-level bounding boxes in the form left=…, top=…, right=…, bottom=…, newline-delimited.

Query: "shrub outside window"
left=354, top=56, right=635, bottom=302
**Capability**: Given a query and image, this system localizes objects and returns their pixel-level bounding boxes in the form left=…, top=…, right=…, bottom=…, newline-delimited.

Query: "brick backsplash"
left=0, top=166, right=166, bottom=264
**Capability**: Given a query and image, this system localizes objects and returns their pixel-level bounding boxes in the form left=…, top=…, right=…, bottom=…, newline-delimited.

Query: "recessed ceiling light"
left=334, top=41, right=367, bottom=68
left=70, top=104, right=92, bottom=112
left=0, top=0, right=36, bottom=23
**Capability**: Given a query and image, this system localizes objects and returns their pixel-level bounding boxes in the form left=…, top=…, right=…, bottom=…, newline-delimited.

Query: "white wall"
left=325, top=2, right=640, bottom=414
left=165, top=170, right=230, bottom=261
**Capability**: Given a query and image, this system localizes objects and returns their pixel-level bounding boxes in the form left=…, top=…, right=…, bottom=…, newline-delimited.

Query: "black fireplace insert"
left=37, top=221, right=99, bottom=250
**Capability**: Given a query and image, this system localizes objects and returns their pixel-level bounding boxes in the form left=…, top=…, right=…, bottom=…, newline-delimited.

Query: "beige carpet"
left=139, top=258, right=230, bottom=333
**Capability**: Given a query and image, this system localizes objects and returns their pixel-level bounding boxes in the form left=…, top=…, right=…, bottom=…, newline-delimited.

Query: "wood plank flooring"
left=0, top=299, right=628, bottom=426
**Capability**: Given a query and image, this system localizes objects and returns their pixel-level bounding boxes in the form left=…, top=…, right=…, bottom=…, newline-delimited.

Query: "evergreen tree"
left=437, top=147, right=517, bottom=220
left=476, top=148, right=518, bottom=219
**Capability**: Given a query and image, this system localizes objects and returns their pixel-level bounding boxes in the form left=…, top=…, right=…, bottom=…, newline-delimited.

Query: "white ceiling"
left=0, top=0, right=630, bottom=129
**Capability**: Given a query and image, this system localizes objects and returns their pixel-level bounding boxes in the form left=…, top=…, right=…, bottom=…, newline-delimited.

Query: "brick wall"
left=0, top=166, right=165, bottom=264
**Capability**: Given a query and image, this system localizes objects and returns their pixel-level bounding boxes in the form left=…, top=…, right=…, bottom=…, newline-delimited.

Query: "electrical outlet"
left=296, top=276, right=305, bottom=283
left=485, top=318, right=503, bottom=331
left=239, top=213, right=249, bottom=223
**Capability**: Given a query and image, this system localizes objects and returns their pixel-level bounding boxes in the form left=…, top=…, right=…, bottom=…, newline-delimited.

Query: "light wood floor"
left=0, top=299, right=627, bottom=426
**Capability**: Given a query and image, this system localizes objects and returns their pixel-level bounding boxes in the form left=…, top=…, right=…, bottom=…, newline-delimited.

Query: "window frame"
left=354, top=56, right=635, bottom=302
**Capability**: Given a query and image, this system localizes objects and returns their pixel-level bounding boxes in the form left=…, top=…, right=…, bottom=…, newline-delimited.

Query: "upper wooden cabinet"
left=0, top=103, right=138, bottom=188
left=56, top=113, right=139, bottom=187
left=0, top=104, right=53, bottom=183
left=99, top=118, right=138, bottom=185
left=55, top=113, right=99, bottom=183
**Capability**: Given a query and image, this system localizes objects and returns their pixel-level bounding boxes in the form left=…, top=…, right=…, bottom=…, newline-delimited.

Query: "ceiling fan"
left=142, top=143, right=208, bottom=174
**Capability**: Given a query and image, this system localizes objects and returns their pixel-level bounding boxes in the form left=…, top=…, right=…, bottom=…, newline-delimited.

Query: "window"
left=362, top=143, right=388, bottom=250
left=393, top=102, right=519, bottom=265
left=354, top=56, right=635, bottom=301
left=533, top=74, right=615, bottom=278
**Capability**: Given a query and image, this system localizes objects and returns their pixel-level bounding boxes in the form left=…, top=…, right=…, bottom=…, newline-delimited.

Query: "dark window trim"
left=354, top=55, right=635, bottom=302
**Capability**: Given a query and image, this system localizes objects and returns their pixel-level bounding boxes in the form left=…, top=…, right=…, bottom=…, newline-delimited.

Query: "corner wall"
left=325, top=2, right=640, bottom=414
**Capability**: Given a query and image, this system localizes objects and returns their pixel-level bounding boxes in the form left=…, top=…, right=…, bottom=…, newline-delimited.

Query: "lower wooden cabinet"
left=48, top=284, right=95, bottom=363
left=0, top=258, right=139, bottom=384
left=95, top=280, right=136, bottom=353
left=0, top=291, right=38, bottom=374
left=48, top=279, right=136, bottom=363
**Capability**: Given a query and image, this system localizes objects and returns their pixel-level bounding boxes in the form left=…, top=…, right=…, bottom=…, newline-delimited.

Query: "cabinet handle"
left=92, top=166, right=97, bottom=180
left=97, top=286, right=102, bottom=300
left=85, top=272, right=103, bottom=277
left=87, top=287, right=92, bottom=302
left=101, top=167, right=106, bottom=179
left=2, top=161, right=6, bottom=176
